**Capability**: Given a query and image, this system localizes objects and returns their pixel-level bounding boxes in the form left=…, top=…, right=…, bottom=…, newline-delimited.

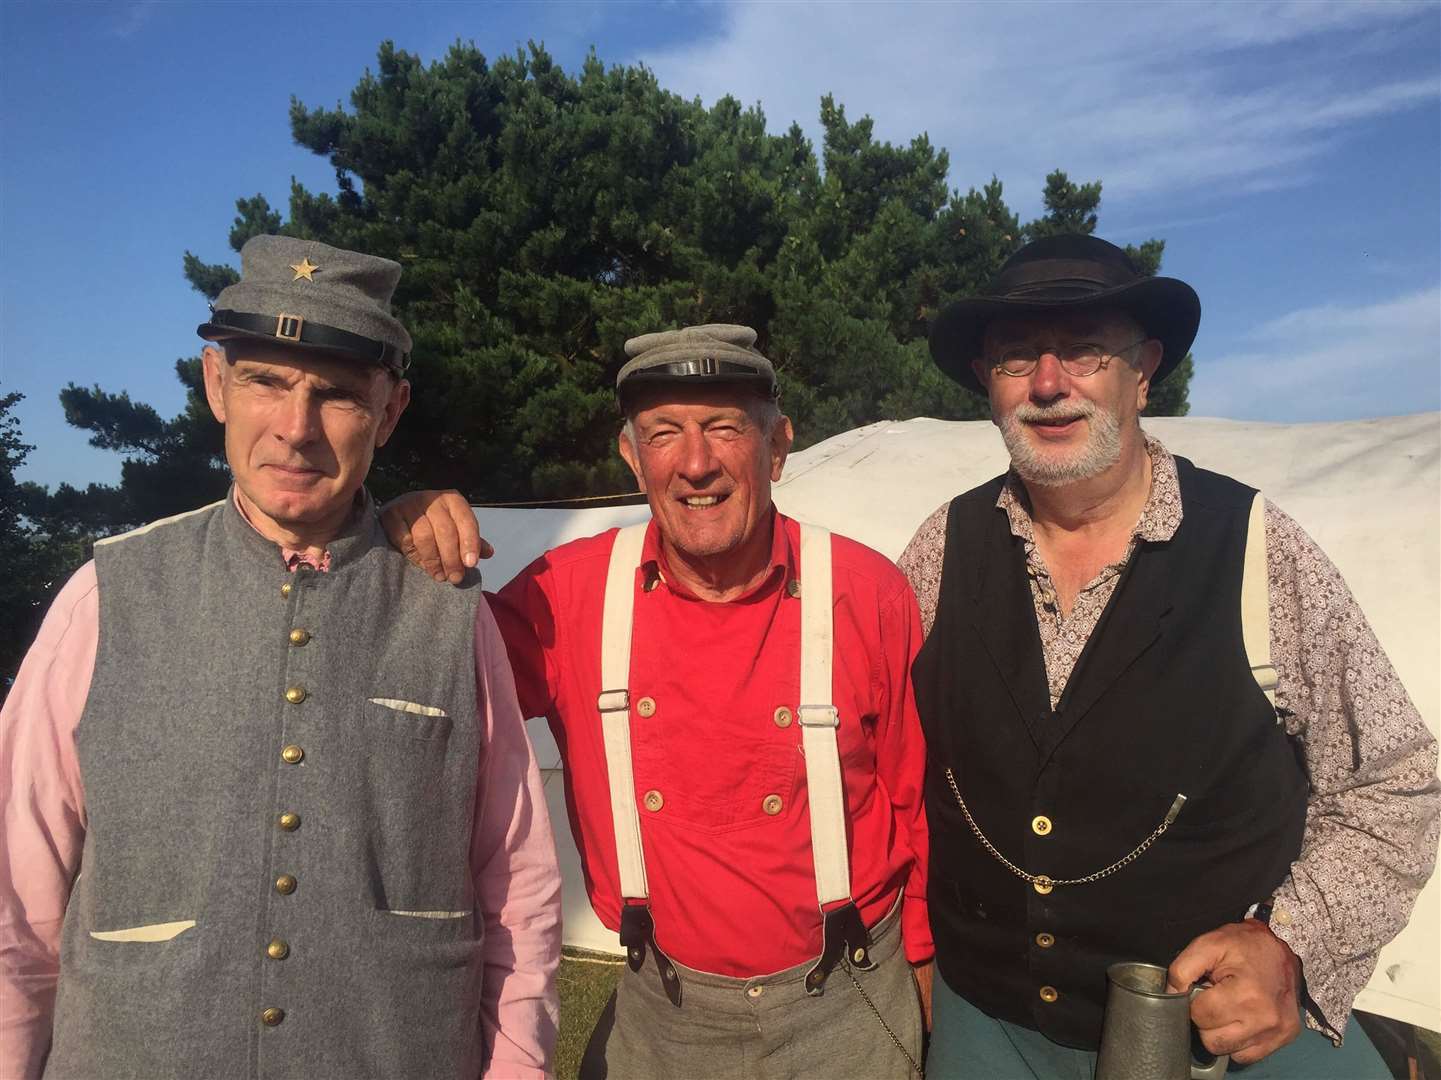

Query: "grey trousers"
left=582, top=903, right=922, bottom=1080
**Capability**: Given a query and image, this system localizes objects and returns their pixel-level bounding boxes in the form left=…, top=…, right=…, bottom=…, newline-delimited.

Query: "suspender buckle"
left=797, top=704, right=840, bottom=728
left=804, top=901, right=874, bottom=996
left=620, top=904, right=682, bottom=1008
left=596, top=689, right=631, bottom=713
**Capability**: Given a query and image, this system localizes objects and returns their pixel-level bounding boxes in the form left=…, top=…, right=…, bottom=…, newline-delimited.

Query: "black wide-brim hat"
left=197, top=235, right=412, bottom=376
left=929, top=234, right=1200, bottom=394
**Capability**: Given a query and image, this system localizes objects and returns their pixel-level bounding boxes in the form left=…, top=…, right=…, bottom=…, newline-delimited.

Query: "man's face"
left=618, top=383, right=793, bottom=565
left=972, top=310, right=1161, bottom=487
left=202, top=343, right=410, bottom=536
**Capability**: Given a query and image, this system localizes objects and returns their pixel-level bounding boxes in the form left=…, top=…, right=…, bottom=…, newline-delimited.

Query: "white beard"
left=998, top=399, right=1123, bottom=487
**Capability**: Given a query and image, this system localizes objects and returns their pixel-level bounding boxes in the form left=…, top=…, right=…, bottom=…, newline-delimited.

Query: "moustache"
left=1013, top=401, right=1096, bottom=424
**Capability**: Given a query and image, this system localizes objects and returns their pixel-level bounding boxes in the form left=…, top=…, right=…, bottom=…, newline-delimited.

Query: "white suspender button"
left=746, top=985, right=764, bottom=998
left=762, top=794, right=784, bottom=816
left=636, top=696, right=657, bottom=718
left=643, top=790, right=664, bottom=812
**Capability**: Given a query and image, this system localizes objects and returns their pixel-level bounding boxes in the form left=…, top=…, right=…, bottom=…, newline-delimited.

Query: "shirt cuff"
left=1265, top=882, right=1351, bottom=1045
left=901, top=892, right=935, bottom=965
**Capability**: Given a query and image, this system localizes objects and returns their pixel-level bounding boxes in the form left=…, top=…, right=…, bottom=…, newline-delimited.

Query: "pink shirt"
left=0, top=557, right=562, bottom=1079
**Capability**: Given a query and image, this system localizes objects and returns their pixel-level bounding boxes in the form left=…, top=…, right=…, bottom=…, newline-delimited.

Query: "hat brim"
left=616, top=369, right=777, bottom=405
left=929, top=277, right=1201, bottom=394
left=196, top=323, right=361, bottom=363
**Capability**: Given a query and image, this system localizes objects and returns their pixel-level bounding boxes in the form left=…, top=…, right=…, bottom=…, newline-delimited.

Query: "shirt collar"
left=640, top=504, right=794, bottom=601
left=995, top=433, right=1183, bottom=546
left=232, top=489, right=334, bottom=573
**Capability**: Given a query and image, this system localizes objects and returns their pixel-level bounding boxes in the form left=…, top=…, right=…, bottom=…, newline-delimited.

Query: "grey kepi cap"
left=198, top=235, right=412, bottom=375
left=617, top=324, right=777, bottom=404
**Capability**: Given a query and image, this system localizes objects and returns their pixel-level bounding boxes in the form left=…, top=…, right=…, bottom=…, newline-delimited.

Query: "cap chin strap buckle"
left=620, top=904, right=682, bottom=1008
left=804, top=902, right=874, bottom=996
left=275, top=313, right=304, bottom=342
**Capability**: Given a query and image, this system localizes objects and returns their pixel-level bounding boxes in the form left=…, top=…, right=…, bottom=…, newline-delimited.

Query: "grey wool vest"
left=46, top=493, right=486, bottom=1080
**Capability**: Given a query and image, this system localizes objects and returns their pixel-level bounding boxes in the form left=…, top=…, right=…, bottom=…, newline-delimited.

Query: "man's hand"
left=379, top=489, right=492, bottom=584
left=912, top=960, right=934, bottom=1031
left=1167, top=919, right=1302, bottom=1065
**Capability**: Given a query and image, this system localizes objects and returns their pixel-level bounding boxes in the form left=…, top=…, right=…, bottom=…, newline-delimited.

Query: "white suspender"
left=1241, top=492, right=1279, bottom=712
left=598, top=523, right=650, bottom=901
left=595, top=521, right=853, bottom=909
left=797, top=522, right=852, bottom=907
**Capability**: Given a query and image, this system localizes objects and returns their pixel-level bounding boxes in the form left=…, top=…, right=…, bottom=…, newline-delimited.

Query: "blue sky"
left=3, top=0, right=1438, bottom=491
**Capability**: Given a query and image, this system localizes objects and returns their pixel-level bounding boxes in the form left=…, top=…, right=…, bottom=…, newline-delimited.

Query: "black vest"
left=915, top=457, right=1308, bottom=1049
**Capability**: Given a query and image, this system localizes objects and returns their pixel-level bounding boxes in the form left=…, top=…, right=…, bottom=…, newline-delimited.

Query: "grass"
left=557, top=950, right=624, bottom=1080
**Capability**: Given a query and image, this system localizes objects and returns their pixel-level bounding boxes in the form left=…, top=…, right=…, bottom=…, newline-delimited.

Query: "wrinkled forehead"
left=983, top=308, right=1141, bottom=349
left=221, top=340, right=389, bottom=392
left=624, top=381, right=768, bottom=422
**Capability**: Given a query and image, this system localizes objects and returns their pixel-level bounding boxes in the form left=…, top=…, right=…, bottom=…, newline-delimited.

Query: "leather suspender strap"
left=797, top=523, right=850, bottom=906
left=598, top=523, right=650, bottom=901
left=1241, top=492, right=1279, bottom=713
left=799, top=523, right=874, bottom=995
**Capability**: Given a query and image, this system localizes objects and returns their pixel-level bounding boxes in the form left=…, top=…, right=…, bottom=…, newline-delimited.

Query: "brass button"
left=281, top=744, right=304, bottom=765
left=643, top=790, right=664, bottom=812
left=288, top=628, right=311, bottom=647
left=636, top=696, right=657, bottom=718
left=773, top=706, right=792, bottom=728
left=1273, top=907, right=1293, bottom=927
left=267, top=938, right=289, bottom=960
left=1032, top=815, right=1053, bottom=836
left=1039, top=985, right=1059, bottom=1004
left=746, top=985, right=764, bottom=999
left=762, top=794, right=784, bottom=816
left=284, top=686, right=307, bottom=705
left=1035, top=932, right=1055, bottom=949
left=280, top=582, right=293, bottom=599
left=786, top=579, right=801, bottom=598
left=1033, top=875, right=1054, bottom=895
left=261, top=1007, right=285, bottom=1026
left=274, top=874, right=297, bottom=895
left=278, top=811, right=301, bottom=832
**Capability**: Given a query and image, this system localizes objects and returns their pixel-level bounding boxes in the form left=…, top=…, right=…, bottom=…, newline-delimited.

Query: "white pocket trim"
left=382, top=909, right=470, bottom=919
left=90, top=919, right=196, bottom=942
left=368, top=698, right=448, bottom=717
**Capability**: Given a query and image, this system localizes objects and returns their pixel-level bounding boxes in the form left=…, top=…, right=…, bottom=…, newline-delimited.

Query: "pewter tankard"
left=1094, top=962, right=1229, bottom=1080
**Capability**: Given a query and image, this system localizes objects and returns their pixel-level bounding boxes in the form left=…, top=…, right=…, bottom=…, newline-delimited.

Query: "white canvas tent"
left=476, top=413, right=1441, bottom=1031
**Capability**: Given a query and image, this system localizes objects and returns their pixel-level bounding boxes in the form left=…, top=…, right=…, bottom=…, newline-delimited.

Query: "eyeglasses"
left=989, top=337, right=1150, bottom=378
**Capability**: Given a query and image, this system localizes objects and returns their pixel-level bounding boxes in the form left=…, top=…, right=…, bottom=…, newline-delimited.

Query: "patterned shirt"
left=898, top=435, right=1439, bottom=1042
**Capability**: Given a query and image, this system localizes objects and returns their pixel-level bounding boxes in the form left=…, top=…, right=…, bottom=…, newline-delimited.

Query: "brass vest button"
left=773, top=707, right=792, bottom=728
left=279, top=582, right=292, bottom=599
left=1035, top=932, right=1055, bottom=949
left=1033, top=875, right=1054, bottom=895
left=274, top=874, right=297, bottom=895
left=636, top=697, right=656, bottom=718
left=786, top=579, right=801, bottom=598
left=278, top=811, right=301, bottom=832
left=284, top=686, right=307, bottom=704
left=267, top=939, right=289, bottom=960
left=281, top=744, right=304, bottom=765
left=762, top=794, right=784, bottom=816
left=1032, top=815, right=1053, bottom=836
left=261, top=1007, right=285, bottom=1026
left=1039, top=985, right=1059, bottom=1004
left=288, top=628, right=311, bottom=646
left=643, top=790, right=664, bottom=812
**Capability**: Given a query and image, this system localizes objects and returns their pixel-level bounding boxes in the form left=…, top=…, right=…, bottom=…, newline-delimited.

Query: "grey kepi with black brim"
left=198, top=235, right=412, bottom=376
left=929, top=234, right=1201, bottom=394
left=617, top=324, right=778, bottom=406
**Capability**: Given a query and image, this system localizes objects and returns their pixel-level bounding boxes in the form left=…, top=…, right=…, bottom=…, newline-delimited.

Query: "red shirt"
left=490, top=509, right=932, bottom=976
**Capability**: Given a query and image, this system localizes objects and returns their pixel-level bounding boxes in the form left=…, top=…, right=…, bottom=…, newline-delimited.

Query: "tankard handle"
left=1187, top=985, right=1230, bottom=1079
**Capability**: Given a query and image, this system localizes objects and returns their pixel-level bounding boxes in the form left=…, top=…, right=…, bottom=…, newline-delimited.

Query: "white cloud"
left=637, top=0, right=1439, bottom=214
left=1190, top=286, right=1441, bottom=420
left=108, top=1, right=160, bottom=39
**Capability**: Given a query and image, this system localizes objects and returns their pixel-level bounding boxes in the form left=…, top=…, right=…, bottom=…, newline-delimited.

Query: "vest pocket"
left=89, top=918, right=196, bottom=943
left=355, top=699, right=466, bottom=912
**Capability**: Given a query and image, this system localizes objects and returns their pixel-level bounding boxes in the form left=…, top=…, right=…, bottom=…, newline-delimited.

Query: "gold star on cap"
left=289, top=257, right=320, bottom=282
